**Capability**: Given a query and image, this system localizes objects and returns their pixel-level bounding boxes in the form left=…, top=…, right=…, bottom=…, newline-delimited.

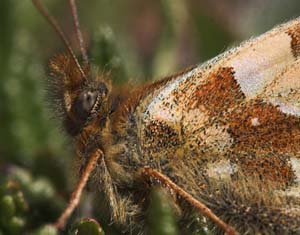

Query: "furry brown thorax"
left=48, top=18, right=300, bottom=235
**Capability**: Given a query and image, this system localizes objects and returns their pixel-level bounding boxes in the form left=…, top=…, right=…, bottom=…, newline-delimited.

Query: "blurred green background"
left=1, top=0, right=300, bottom=234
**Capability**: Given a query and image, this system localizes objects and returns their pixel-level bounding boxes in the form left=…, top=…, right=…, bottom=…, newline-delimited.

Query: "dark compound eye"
left=74, top=90, right=98, bottom=120
left=80, top=91, right=98, bottom=112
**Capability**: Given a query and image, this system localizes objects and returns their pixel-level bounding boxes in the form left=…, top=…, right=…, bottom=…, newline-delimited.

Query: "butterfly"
left=33, top=0, right=300, bottom=234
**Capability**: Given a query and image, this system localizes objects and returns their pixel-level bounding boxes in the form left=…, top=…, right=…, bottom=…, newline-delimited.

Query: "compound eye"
left=80, top=91, right=98, bottom=113
left=73, top=90, right=98, bottom=120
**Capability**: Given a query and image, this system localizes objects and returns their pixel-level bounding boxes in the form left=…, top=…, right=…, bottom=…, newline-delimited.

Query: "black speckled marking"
left=142, top=120, right=180, bottom=154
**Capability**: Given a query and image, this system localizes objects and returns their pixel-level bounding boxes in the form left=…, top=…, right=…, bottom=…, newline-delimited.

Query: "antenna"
left=68, top=0, right=89, bottom=65
left=32, top=0, right=87, bottom=81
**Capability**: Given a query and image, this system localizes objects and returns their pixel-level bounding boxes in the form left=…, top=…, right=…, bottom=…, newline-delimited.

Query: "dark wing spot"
left=142, top=120, right=180, bottom=154
left=188, top=67, right=245, bottom=115
left=228, top=99, right=300, bottom=154
left=231, top=150, right=295, bottom=186
left=287, top=24, right=300, bottom=58
left=226, top=99, right=300, bottom=186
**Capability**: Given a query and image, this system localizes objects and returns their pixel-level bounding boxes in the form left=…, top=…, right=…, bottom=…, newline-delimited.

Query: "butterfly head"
left=48, top=53, right=111, bottom=136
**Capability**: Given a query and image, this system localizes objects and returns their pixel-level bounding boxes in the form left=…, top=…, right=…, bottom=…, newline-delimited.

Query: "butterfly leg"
left=54, top=149, right=104, bottom=229
left=141, top=166, right=240, bottom=235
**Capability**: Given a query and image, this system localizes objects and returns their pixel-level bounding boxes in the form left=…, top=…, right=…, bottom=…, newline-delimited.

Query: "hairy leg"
left=141, top=166, right=239, bottom=235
